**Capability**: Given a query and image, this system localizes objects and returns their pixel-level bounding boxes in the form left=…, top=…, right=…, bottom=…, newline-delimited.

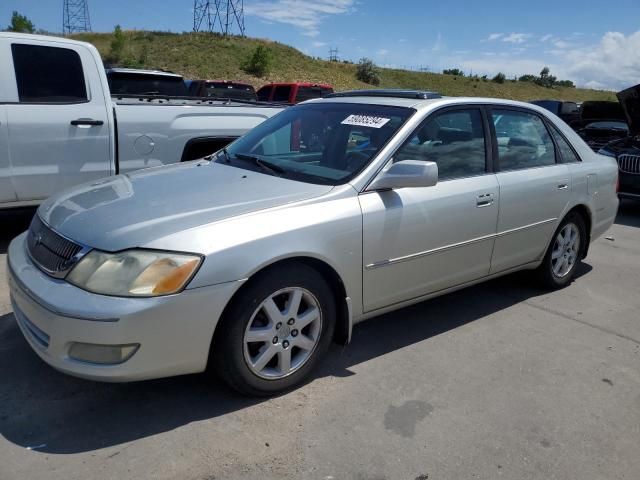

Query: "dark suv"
left=598, top=84, right=640, bottom=200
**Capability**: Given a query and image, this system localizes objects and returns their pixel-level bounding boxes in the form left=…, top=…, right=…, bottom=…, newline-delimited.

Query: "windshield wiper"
left=233, top=153, right=286, bottom=175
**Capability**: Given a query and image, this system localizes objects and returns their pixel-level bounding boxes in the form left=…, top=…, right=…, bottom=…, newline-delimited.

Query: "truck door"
left=5, top=39, right=112, bottom=202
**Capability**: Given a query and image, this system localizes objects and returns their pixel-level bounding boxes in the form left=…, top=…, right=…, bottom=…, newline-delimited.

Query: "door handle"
left=70, top=118, right=104, bottom=126
left=476, top=193, right=494, bottom=208
left=557, top=183, right=569, bottom=190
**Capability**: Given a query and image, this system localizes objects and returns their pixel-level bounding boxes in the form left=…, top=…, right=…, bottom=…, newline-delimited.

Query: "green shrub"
left=242, top=45, right=272, bottom=77
left=492, top=72, right=506, bottom=84
left=109, top=25, right=126, bottom=63
left=356, top=58, right=380, bottom=85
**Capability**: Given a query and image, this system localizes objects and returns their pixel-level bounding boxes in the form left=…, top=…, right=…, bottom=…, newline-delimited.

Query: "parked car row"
left=7, top=86, right=619, bottom=395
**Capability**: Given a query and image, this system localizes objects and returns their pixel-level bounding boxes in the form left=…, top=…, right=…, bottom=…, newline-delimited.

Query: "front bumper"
left=7, top=232, right=241, bottom=382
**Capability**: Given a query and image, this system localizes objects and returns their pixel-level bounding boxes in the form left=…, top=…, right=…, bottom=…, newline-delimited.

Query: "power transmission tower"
left=193, top=0, right=245, bottom=36
left=63, top=0, right=91, bottom=34
left=328, top=47, right=339, bottom=62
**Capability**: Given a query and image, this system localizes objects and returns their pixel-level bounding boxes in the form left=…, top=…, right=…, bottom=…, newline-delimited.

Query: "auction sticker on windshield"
left=341, top=114, right=391, bottom=128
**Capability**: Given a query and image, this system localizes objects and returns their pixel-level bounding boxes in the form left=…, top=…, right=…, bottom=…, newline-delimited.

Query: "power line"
left=193, top=0, right=245, bottom=36
left=63, top=0, right=91, bottom=34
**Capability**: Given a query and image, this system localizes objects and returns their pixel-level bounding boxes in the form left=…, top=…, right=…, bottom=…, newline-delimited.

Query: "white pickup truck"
left=0, top=32, right=283, bottom=209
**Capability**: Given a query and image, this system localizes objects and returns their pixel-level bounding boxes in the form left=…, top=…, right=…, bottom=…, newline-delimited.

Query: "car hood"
left=580, top=101, right=626, bottom=123
left=617, top=84, right=640, bottom=136
left=39, top=161, right=333, bottom=252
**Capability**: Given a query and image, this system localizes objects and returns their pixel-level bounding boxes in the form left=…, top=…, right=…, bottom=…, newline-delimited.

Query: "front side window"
left=395, top=109, right=487, bottom=180
left=12, top=43, right=87, bottom=103
left=217, top=103, right=414, bottom=185
left=492, top=109, right=556, bottom=171
left=549, top=124, right=581, bottom=163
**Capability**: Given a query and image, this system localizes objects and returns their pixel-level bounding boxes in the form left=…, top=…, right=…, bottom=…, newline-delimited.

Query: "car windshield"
left=109, top=73, right=188, bottom=96
left=217, top=103, right=414, bottom=185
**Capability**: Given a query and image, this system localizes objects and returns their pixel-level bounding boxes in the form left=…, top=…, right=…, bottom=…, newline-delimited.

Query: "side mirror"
left=368, top=160, right=438, bottom=191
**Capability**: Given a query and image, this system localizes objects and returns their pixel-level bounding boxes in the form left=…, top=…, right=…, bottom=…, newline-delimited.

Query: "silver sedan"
left=7, top=91, right=619, bottom=395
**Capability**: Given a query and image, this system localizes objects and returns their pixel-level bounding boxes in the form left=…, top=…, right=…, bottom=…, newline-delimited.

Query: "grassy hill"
left=73, top=31, right=617, bottom=102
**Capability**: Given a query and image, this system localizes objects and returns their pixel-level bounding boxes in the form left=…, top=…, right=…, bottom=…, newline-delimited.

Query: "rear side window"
left=395, top=109, right=487, bottom=180
left=256, top=87, right=271, bottom=101
left=549, top=124, right=581, bottom=163
left=295, top=86, right=333, bottom=103
left=492, top=110, right=556, bottom=171
left=12, top=44, right=87, bottom=103
left=273, top=86, right=292, bottom=102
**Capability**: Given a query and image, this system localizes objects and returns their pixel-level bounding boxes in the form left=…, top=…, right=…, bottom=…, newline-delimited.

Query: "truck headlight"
left=67, top=249, right=202, bottom=297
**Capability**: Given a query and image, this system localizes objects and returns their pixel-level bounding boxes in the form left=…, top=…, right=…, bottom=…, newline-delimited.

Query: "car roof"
left=306, top=95, right=552, bottom=113
left=106, top=68, right=183, bottom=78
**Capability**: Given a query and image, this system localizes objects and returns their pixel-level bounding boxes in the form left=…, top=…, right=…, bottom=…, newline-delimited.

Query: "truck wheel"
left=211, top=263, right=336, bottom=396
left=536, top=212, right=586, bottom=289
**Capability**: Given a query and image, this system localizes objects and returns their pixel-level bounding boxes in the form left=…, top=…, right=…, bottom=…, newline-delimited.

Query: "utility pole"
left=193, top=0, right=245, bottom=36
left=328, top=47, right=339, bottom=62
left=63, top=0, right=91, bottom=34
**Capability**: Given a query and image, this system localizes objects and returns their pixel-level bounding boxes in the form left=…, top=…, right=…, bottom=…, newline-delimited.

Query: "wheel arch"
left=566, top=203, right=593, bottom=258
left=212, top=256, right=353, bottom=350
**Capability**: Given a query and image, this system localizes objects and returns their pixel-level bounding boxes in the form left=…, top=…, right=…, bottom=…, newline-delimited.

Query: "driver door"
left=360, top=107, right=500, bottom=312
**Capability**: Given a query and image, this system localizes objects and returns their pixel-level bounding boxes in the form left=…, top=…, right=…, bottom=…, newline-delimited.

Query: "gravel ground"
left=1, top=201, right=639, bottom=480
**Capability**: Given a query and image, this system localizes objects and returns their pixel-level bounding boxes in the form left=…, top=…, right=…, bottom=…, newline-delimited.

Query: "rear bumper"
left=7, top=232, right=241, bottom=382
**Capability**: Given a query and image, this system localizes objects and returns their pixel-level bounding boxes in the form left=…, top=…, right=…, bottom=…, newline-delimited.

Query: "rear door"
left=489, top=107, right=570, bottom=273
left=5, top=39, right=111, bottom=202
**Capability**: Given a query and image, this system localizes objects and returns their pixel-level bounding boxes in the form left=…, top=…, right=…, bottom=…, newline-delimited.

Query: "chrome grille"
left=27, top=215, right=83, bottom=277
left=618, top=154, right=640, bottom=174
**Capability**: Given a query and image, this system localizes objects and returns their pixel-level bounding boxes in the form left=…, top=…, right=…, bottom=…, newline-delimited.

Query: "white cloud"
left=312, top=41, right=327, bottom=48
left=540, top=34, right=554, bottom=42
left=377, top=49, right=389, bottom=56
left=486, top=33, right=504, bottom=41
left=244, top=0, right=355, bottom=36
left=561, top=31, right=640, bottom=90
left=459, top=30, right=640, bottom=90
left=502, top=33, right=532, bottom=44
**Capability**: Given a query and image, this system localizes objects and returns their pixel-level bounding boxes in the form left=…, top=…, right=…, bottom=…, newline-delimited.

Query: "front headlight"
left=67, top=249, right=202, bottom=297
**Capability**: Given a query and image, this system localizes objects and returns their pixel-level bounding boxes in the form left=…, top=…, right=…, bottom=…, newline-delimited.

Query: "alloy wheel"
left=243, top=287, right=322, bottom=379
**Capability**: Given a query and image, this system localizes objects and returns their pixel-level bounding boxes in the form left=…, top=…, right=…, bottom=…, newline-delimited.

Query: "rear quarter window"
left=273, top=86, right=292, bottom=102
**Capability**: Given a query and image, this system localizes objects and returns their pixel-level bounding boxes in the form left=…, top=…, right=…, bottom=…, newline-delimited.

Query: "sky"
left=2, top=0, right=640, bottom=90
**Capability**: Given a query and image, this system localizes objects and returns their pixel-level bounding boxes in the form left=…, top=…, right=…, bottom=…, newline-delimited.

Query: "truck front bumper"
left=7, top=232, right=240, bottom=382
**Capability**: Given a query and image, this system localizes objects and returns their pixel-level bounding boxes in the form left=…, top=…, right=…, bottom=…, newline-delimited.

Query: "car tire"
left=536, top=212, right=586, bottom=290
left=211, top=262, right=336, bottom=397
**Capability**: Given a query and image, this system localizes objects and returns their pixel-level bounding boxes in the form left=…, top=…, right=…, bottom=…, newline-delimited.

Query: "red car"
left=256, top=82, right=334, bottom=104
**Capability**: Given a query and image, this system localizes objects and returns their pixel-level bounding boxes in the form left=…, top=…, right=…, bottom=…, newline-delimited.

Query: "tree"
left=518, top=74, right=537, bottom=82
left=492, top=72, right=506, bottom=84
left=7, top=11, right=35, bottom=33
left=356, top=58, right=380, bottom=85
left=443, top=68, right=465, bottom=77
left=242, top=45, right=272, bottom=77
left=109, top=25, right=126, bottom=63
